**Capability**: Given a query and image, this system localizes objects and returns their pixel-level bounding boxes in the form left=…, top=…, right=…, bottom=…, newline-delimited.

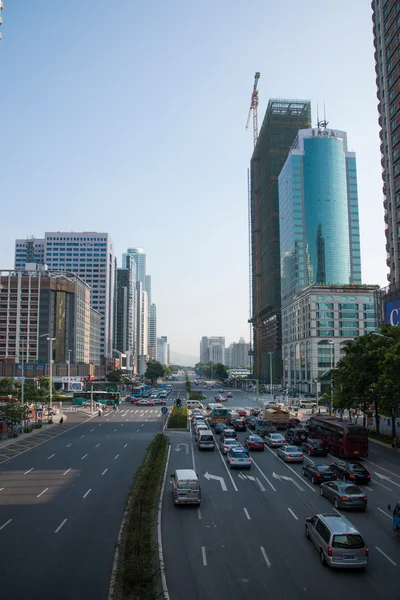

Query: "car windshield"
left=271, top=434, right=283, bottom=439
left=251, top=436, right=262, bottom=442
left=285, top=446, right=298, bottom=452
left=232, top=451, right=249, bottom=458
left=342, top=485, right=363, bottom=494
left=315, top=465, right=331, bottom=472
left=349, top=463, right=368, bottom=473
left=332, top=534, right=364, bottom=549
left=225, top=439, right=239, bottom=445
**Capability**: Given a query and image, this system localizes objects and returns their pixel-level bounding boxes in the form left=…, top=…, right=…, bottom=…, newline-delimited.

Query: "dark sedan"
left=232, top=419, right=247, bottom=432
left=250, top=408, right=261, bottom=417
left=320, top=481, right=368, bottom=511
left=302, top=438, right=329, bottom=456
left=285, top=427, right=308, bottom=445
left=246, top=417, right=257, bottom=429
left=331, top=460, right=371, bottom=484
left=302, top=463, right=337, bottom=485
left=287, top=417, right=301, bottom=429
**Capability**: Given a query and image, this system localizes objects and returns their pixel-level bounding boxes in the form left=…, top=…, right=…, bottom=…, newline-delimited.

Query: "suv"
left=285, top=428, right=308, bottom=445
left=302, top=438, right=328, bottom=456
left=330, top=460, right=371, bottom=484
left=298, top=400, right=317, bottom=409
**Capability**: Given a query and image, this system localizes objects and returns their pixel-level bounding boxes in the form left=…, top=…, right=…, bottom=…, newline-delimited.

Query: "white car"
left=264, top=433, right=286, bottom=447
left=220, top=438, right=242, bottom=454
left=277, top=444, right=304, bottom=462
left=150, top=393, right=158, bottom=399
left=195, top=425, right=210, bottom=440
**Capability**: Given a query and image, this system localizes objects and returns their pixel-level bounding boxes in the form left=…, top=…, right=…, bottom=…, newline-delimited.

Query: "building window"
left=339, top=303, right=358, bottom=310
left=340, top=321, right=359, bottom=328
left=340, top=330, right=359, bottom=337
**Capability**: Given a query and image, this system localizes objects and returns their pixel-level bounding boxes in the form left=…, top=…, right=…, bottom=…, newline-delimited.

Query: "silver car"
left=277, top=444, right=304, bottom=463
left=220, top=438, right=242, bottom=454
left=264, top=433, right=286, bottom=447
left=320, top=481, right=368, bottom=511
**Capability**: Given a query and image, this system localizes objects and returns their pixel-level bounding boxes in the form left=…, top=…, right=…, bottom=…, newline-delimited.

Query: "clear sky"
left=0, top=1, right=385, bottom=360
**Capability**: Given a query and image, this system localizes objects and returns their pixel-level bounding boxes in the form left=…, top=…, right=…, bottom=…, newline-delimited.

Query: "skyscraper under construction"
left=250, top=99, right=311, bottom=383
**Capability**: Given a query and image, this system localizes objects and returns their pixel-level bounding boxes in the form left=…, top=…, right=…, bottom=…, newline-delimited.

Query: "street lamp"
left=327, top=341, right=334, bottom=416
left=39, top=334, right=56, bottom=415
left=268, top=351, right=273, bottom=395
left=67, top=349, right=73, bottom=392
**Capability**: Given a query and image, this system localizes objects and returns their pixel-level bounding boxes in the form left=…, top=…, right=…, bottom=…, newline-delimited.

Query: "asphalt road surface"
left=162, top=390, right=400, bottom=600
left=0, top=384, right=189, bottom=600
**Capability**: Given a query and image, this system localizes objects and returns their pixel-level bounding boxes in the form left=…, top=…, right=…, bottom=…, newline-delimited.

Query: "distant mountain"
left=170, top=351, right=198, bottom=367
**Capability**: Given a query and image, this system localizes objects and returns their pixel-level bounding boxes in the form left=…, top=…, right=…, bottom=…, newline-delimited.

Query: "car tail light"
left=365, top=547, right=369, bottom=557
left=327, top=547, right=332, bottom=557
left=311, top=447, right=315, bottom=451
left=341, top=496, right=349, bottom=501
left=364, top=496, right=368, bottom=501
left=299, top=454, right=303, bottom=458
left=367, top=475, right=371, bottom=479
left=316, top=473, right=321, bottom=478
left=349, top=474, right=355, bottom=479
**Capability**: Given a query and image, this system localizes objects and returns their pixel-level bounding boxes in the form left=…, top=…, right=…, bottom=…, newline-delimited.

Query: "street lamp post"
left=268, top=351, right=273, bottom=395
left=327, top=341, right=334, bottom=416
left=67, top=349, right=72, bottom=392
left=39, top=334, right=56, bottom=419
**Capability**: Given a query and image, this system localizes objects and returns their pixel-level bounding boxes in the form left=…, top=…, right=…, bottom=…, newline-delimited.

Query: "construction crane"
left=245, top=72, right=260, bottom=147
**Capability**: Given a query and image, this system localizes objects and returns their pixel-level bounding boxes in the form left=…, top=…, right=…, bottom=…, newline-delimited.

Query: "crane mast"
left=245, top=72, right=260, bottom=147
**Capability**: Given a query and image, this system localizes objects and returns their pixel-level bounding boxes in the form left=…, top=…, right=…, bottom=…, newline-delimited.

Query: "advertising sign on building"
left=385, top=298, right=400, bottom=327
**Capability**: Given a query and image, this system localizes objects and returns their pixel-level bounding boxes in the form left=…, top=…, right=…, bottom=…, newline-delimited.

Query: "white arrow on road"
left=175, top=443, right=189, bottom=454
left=272, top=472, right=304, bottom=492
left=374, top=472, right=400, bottom=488
left=204, top=472, right=227, bottom=491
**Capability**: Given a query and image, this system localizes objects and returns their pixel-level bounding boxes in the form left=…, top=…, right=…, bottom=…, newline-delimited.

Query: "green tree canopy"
left=0, top=377, right=15, bottom=395
left=214, top=363, right=228, bottom=379
left=145, top=360, right=165, bottom=384
left=106, top=369, right=125, bottom=383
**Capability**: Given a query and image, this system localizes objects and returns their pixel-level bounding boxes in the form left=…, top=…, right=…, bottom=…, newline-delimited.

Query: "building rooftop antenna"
left=317, top=101, right=329, bottom=130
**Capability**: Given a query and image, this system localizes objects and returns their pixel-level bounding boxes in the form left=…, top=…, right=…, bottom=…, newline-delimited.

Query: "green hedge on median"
left=118, top=432, right=169, bottom=600
left=167, top=405, right=188, bottom=429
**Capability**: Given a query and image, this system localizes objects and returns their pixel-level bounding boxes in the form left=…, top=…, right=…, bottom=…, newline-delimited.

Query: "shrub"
left=35, top=423, right=42, bottom=429
left=167, top=405, right=188, bottom=429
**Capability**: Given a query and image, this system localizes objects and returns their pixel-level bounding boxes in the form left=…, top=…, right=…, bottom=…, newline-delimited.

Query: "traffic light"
left=176, top=398, right=181, bottom=407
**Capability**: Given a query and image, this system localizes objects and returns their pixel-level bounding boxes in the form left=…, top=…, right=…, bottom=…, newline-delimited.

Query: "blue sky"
left=0, top=1, right=385, bottom=359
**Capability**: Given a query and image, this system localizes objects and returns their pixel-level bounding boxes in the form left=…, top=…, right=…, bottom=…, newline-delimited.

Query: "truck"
left=254, top=418, right=277, bottom=437
left=263, top=408, right=290, bottom=430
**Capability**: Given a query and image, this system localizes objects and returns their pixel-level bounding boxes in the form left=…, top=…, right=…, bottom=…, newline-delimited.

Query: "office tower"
left=200, top=336, right=209, bottom=363
left=90, top=309, right=102, bottom=366
left=279, top=126, right=362, bottom=306
left=145, top=274, right=152, bottom=303
left=167, top=343, right=170, bottom=365
left=15, top=238, right=45, bottom=269
left=372, top=1, right=400, bottom=286
left=149, top=303, right=157, bottom=358
left=278, top=124, right=378, bottom=390
left=224, top=345, right=232, bottom=367
left=208, top=343, right=225, bottom=364
left=250, top=99, right=311, bottom=383
left=157, top=337, right=168, bottom=364
left=0, top=268, right=97, bottom=364
left=115, top=255, right=136, bottom=357
left=124, top=248, right=146, bottom=284
left=136, top=281, right=148, bottom=357
left=15, top=232, right=115, bottom=358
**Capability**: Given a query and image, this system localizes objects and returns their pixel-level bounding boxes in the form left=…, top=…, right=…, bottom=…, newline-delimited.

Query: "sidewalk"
left=0, top=418, right=62, bottom=448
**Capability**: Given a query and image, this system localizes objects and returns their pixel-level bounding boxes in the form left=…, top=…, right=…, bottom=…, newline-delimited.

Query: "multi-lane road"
left=0, top=388, right=183, bottom=600
left=162, top=386, right=400, bottom=600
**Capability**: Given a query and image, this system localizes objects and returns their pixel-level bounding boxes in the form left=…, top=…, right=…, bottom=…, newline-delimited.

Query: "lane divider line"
left=375, top=546, right=397, bottom=566
left=251, top=460, right=277, bottom=492
left=47, top=454, right=55, bottom=460
left=288, top=508, right=298, bottom=520
left=201, top=546, right=207, bottom=566
left=0, top=519, right=12, bottom=531
left=81, top=454, right=88, bottom=460
left=208, top=427, right=238, bottom=492
left=102, top=469, right=108, bottom=476
left=115, top=454, right=119, bottom=460
left=55, top=519, right=67, bottom=533
left=377, top=507, right=392, bottom=519
left=24, top=468, right=34, bottom=475
left=37, top=488, right=48, bottom=498
left=243, top=508, right=251, bottom=520
left=260, top=546, right=272, bottom=567
left=63, top=468, right=71, bottom=476
left=124, top=444, right=128, bottom=448
left=156, top=444, right=172, bottom=600
left=83, top=489, right=92, bottom=499
left=264, top=445, right=316, bottom=493
left=95, top=444, right=100, bottom=448
left=197, top=508, right=202, bottom=520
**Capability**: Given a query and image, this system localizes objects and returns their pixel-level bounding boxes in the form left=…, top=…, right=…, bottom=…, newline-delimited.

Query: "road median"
left=111, top=432, right=169, bottom=600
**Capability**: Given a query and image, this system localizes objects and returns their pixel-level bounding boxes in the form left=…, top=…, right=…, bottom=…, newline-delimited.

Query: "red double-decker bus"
left=306, top=416, right=368, bottom=458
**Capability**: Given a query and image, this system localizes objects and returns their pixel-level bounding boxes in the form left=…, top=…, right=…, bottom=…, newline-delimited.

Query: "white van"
left=198, top=430, right=215, bottom=450
left=171, top=469, right=201, bottom=505
left=187, top=400, right=204, bottom=409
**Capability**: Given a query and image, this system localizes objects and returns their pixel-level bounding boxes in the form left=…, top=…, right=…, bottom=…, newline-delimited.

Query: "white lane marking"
left=372, top=479, right=392, bottom=492
left=99, top=423, right=103, bottom=427
left=201, top=546, right=207, bottom=566
left=333, top=507, right=342, bottom=515
left=63, top=468, right=71, bottom=476
left=81, top=454, right=88, bottom=460
left=204, top=472, right=227, bottom=491
left=288, top=508, right=298, bottom=520
left=256, top=477, right=266, bottom=492
left=141, top=424, right=144, bottom=427
left=247, top=475, right=255, bottom=481
left=115, top=454, right=119, bottom=460
left=66, top=443, right=72, bottom=447
left=90, top=429, right=94, bottom=432
left=377, top=507, right=392, bottom=519
left=156, top=445, right=171, bottom=600
left=55, top=519, right=67, bottom=533
left=80, top=435, right=84, bottom=438
left=369, top=448, right=377, bottom=454
left=137, top=429, right=140, bottom=432
left=264, top=446, right=316, bottom=492
left=244, top=508, right=251, bottom=520
left=95, top=443, right=100, bottom=448
left=47, top=454, right=55, bottom=460
left=0, top=488, right=4, bottom=492
left=375, top=546, right=397, bottom=566
left=260, top=546, right=272, bottom=567
left=198, top=508, right=202, bottom=520
left=124, top=443, right=128, bottom=448
left=365, top=459, right=400, bottom=481
left=114, top=428, right=118, bottom=432
left=24, top=468, right=34, bottom=475
left=120, top=424, right=124, bottom=427
left=37, top=488, right=49, bottom=498
left=0, top=519, right=12, bottom=531
left=251, top=460, right=276, bottom=492
left=83, top=489, right=92, bottom=499
left=374, top=471, right=400, bottom=488
left=102, top=468, right=108, bottom=476
left=208, top=428, right=238, bottom=492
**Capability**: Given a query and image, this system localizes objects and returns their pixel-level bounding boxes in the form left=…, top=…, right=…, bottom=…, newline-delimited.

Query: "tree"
left=145, top=360, right=165, bottom=384
left=214, top=363, right=228, bottom=379
left=376, top=336, right=400, bottom=439
left=0, top=377, right=15, bottom=395
left=106, top=369, right=125, bottom=383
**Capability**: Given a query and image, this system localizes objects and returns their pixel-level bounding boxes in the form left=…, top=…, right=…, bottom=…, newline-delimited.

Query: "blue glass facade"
left=279, top=128, right=362, bottom=307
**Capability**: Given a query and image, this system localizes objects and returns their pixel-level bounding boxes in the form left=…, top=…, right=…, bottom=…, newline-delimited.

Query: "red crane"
left=245, top=72, right=260, bottom=147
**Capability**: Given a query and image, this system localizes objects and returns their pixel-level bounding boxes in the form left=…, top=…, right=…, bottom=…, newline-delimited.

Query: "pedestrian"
left=59, top=416, right=64, bottom=424
left=98, top=409, right=102, bottom=417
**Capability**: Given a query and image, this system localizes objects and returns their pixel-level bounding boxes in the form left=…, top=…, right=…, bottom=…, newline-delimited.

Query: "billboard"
left=385, top=298, right=400, bottom=326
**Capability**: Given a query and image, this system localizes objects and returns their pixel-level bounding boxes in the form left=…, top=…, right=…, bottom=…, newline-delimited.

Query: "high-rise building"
left=136, top=281, right=148, bottom=357
left=149, top=303, right=157, bottom=358
left=278, top=124, right=378, bottom=390
left=124, top=248, right=146, bottom=284
left=224, top=338, right=251, bottom=367
left=15, top=232, right=115, bottom=358
left=279, top=126, right=362, bottom=307
left=372, top=1, right=400, bottom=286
left=157, top=337, right=168, bottom=364
left=114, top=255, right=136, bottom=358
left=200, top=336, right=209, bottom=363
left=199, top=336, right=225, bottom=363
left=209, top=343, right=225, bottom=364
left=250, top=99, right=311, bottom=383
left=0, top=268, right=97, bottom=364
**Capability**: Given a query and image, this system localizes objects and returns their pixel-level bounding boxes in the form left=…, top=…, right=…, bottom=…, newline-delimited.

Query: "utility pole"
left=268, top=351, right=273, bottom=395
left=67, top=349, right=72, bottom=392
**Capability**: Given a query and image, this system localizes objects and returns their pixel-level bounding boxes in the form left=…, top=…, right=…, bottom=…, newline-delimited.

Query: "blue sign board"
left=385, top=298, right=400, bottom=326
left=161, top=407, right=168, bottom=415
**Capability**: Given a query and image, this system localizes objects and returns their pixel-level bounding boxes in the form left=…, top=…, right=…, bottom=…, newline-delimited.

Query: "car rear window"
left=312, top=440, right=324, bottom=447
left=316, top=465, right=331, bottom=472
left=349, top=463, right=368, bottom=473
left=332, top=534, right=364, bottom=549
left=199, top=434, right=213, bottom=442
left=285, top=446, right=298, bottom=452
left=177, top=482, right=199, bottom=490
left=342, top=485, right=362, bottom=494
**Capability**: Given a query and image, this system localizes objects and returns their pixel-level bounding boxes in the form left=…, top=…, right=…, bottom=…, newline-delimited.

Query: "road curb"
left=368, top=436, right=396, bottom=450
left=157, top=444, right=171, bottom=600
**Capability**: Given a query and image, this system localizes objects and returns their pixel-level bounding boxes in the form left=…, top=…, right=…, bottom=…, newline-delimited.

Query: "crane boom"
left=245, top=72, right=260, bottom=147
